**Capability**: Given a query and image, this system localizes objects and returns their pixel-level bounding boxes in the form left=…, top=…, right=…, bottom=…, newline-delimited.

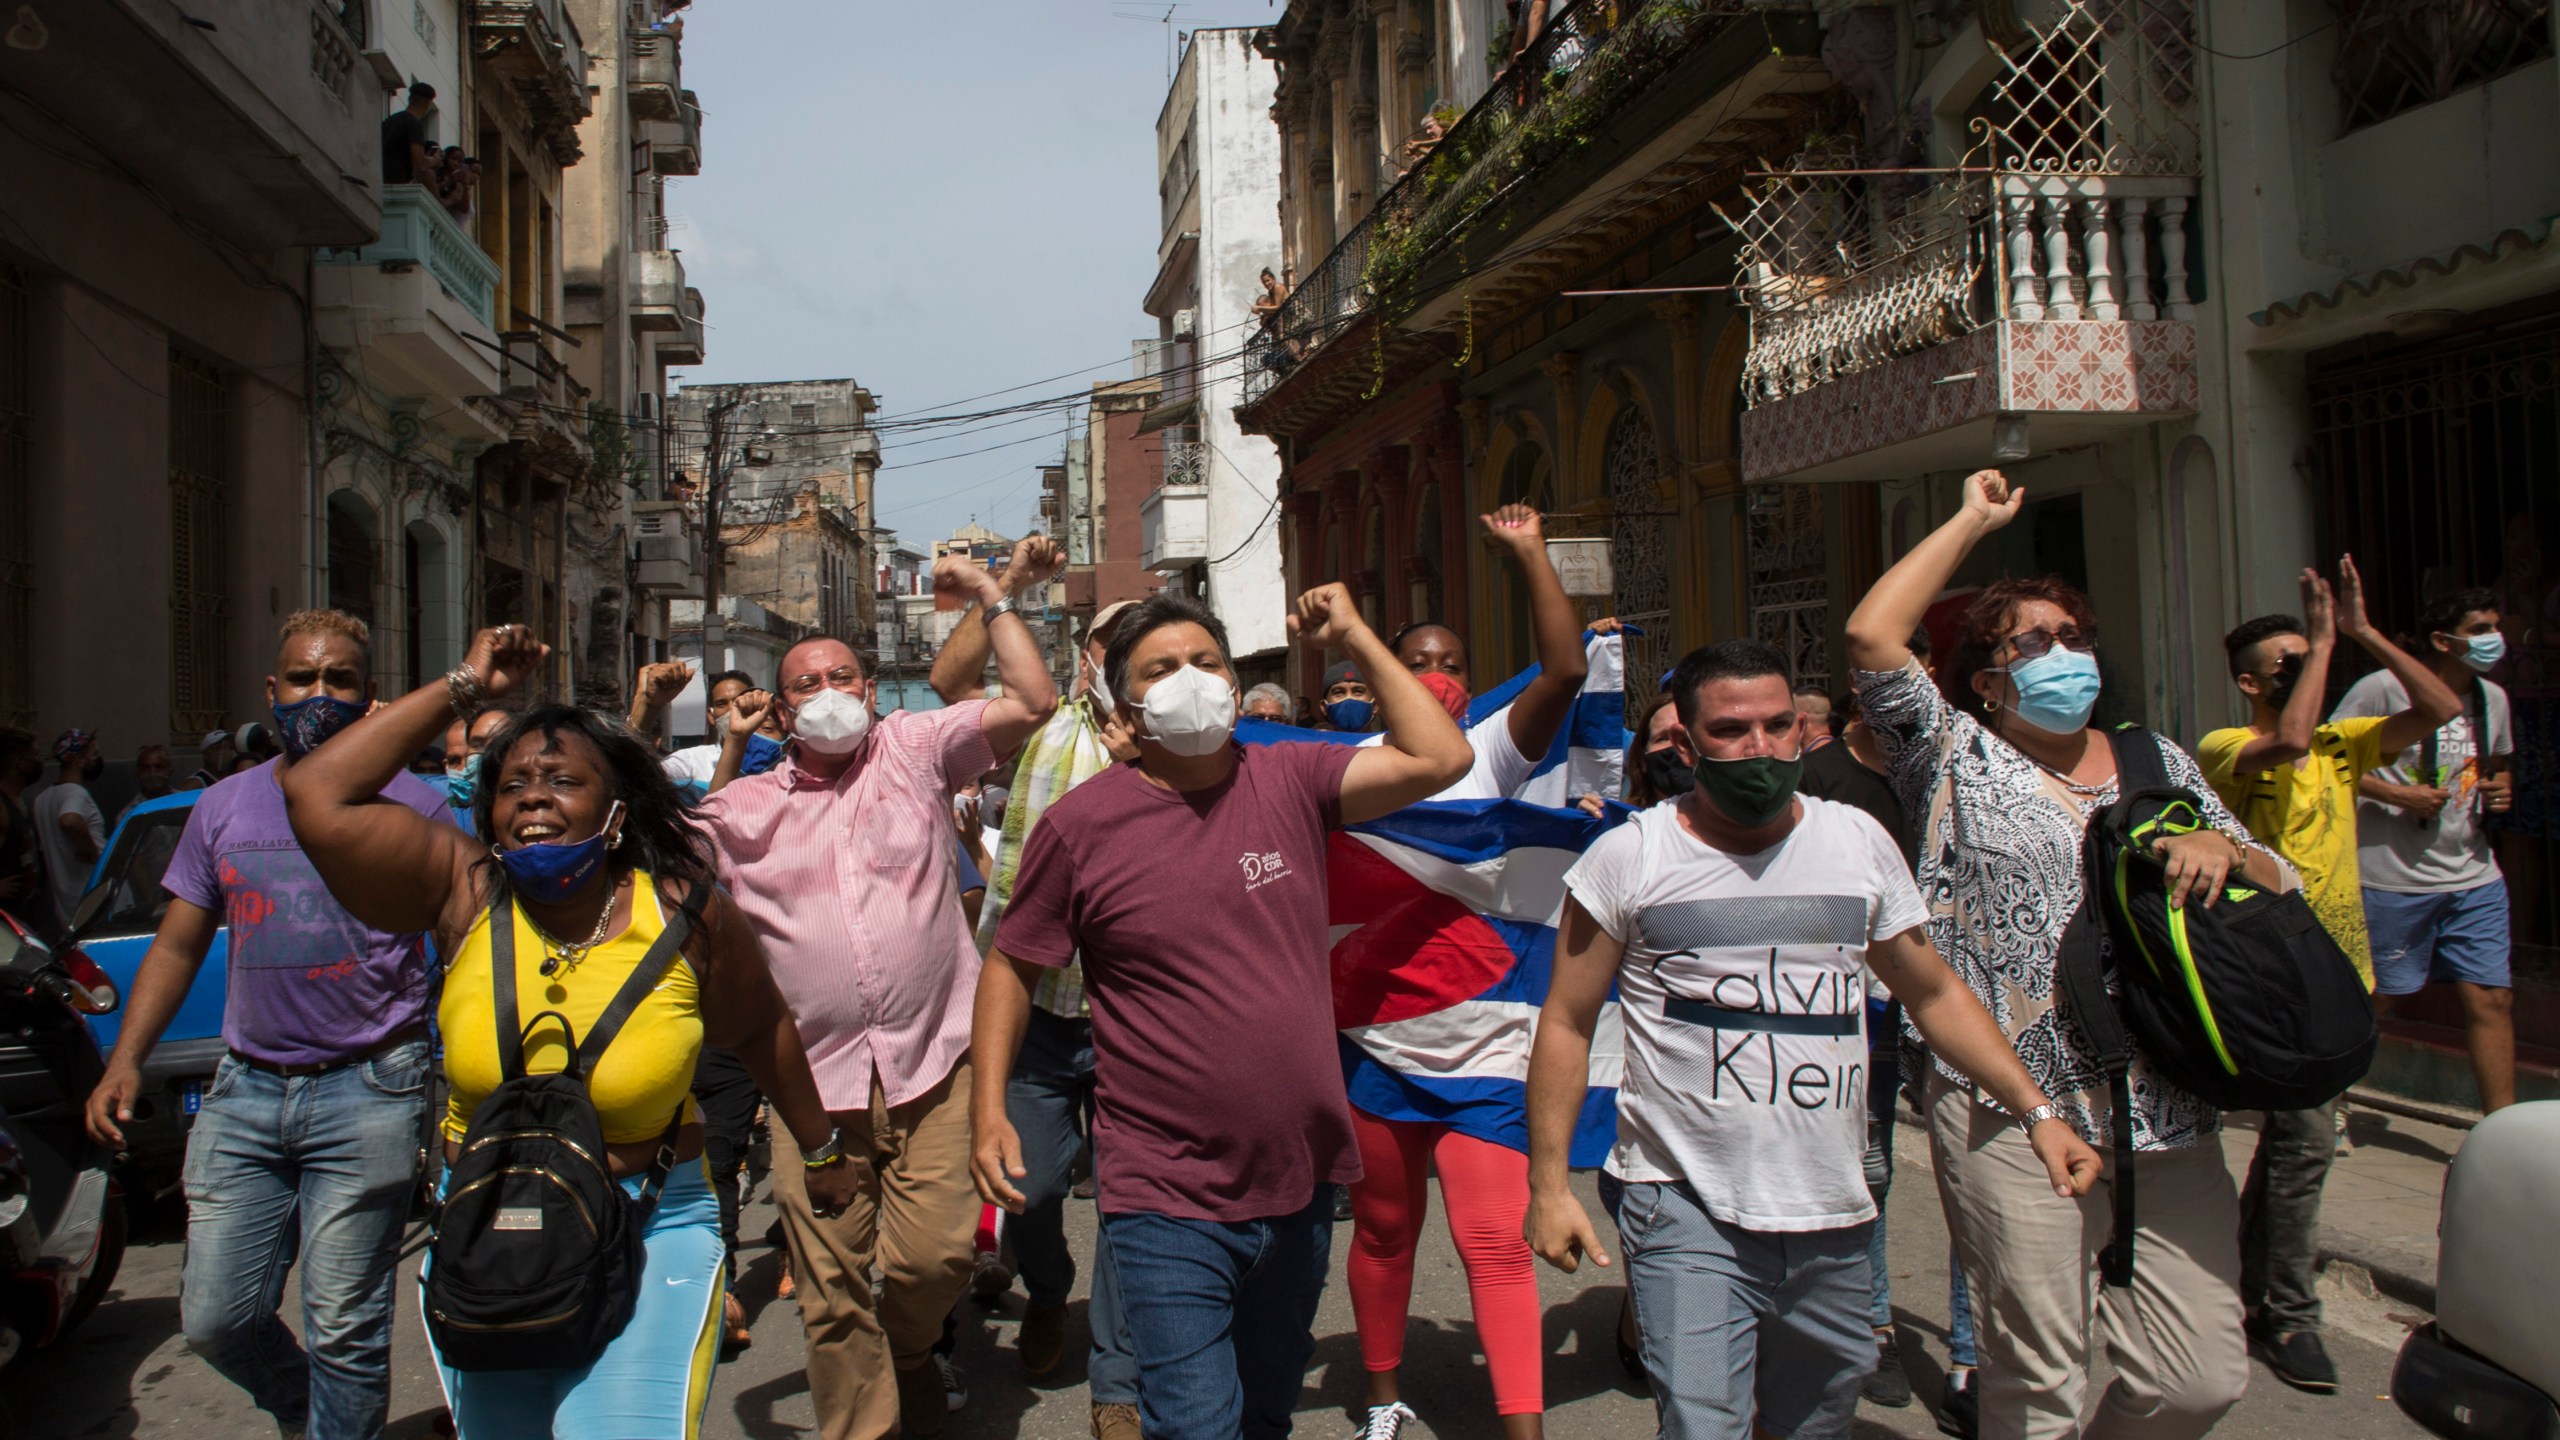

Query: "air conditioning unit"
left=1172, top=308, right=1197, bottom=340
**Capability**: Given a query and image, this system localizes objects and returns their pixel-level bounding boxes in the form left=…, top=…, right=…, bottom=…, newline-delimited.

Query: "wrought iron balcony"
left=1727, top=0, right=2206, bottom=481
left=1242, top=0, right=1773, bottom=406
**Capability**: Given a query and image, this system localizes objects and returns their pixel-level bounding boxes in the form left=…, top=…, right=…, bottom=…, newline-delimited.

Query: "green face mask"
left=1692, top=751, right=1804, bottom=829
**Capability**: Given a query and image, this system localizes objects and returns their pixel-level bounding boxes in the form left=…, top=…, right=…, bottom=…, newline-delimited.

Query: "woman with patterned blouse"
left=1845, top=470, right=2295, bottom=1440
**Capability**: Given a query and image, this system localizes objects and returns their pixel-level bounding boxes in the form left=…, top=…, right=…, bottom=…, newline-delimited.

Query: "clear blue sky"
left=672, top=0, right=1281, bottom=548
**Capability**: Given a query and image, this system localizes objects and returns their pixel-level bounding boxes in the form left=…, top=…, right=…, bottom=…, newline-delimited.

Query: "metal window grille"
left=0, top=265, right=28, bottom=728
left=2330, top=0, right=2553, bottom=135
left=2309, top=313, right=2560, bottom=950
left=1748, top=485, right=1831, bottom=693
left=1604, top=405, right=1671, bottom=703
left=168, top=352, right=231, bottom=740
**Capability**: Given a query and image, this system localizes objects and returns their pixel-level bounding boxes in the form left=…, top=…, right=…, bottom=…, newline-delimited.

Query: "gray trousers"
left=2239, top=1101, right=2338, bottom=1335
left=1619, top=1179, right=1874, bottom=1440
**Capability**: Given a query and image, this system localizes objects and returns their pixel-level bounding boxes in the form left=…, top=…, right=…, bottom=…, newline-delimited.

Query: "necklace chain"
left=531, top=878, right=621, bottom=977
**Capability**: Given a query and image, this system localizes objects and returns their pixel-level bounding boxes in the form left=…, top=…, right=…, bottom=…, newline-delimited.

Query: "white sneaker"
left=937, top=1354, right=970, bottom=1412
left=1356, top=1401, right=1417, bottom=1439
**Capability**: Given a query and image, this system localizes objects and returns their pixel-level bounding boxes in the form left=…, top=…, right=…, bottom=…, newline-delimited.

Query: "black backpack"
left=2057, top=727, right=2377, bottom=1286
left=423, top=891, right=695, bottom=1372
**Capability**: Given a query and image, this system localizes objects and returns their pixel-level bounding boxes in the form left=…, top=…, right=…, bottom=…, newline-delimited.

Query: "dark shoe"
left=895, top=1360, right=950, bottom=1436
left=1333, top=1187, right=1354, bottom=1222
left=1862, top=1332, right=1914, bottom=1407
left=1091, top=1402, right=1142, bottom=1440
left=971, top=1250, right=1015, bottom=1302
left=2253, top=1328, right=2340, bottom=1393
left=1020, top=1300, right=1068, bottom=1375
left=1071, top=1174, right=1097, bottom=1200
left=1936, top=1369, right=1979, bottom=1439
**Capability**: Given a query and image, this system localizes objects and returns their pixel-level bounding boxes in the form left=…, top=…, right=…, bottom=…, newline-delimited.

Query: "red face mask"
left=1418, top=670, right=1471, bottom=720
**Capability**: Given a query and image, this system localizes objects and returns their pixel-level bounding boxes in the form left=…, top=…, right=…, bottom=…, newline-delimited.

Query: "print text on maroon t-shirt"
left=995, top=741, right=1363, bottom=1223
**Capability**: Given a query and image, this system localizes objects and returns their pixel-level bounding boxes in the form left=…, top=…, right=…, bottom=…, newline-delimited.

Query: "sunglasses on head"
left=2000, top=624, right=2094, bottom=662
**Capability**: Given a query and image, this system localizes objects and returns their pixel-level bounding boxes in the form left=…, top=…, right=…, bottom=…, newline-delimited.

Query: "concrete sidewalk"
left=2216, top=1104, right=2466, bottom=1311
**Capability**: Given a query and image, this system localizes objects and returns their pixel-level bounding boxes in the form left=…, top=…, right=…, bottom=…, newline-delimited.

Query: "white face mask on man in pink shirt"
left=788, top=687, right=873, bottom=755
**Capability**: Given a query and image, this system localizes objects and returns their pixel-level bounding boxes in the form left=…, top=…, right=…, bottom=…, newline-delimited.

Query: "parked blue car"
left=64, top=791, right=226, bottom=1195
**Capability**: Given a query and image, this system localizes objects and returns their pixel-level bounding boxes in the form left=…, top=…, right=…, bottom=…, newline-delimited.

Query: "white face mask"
left=1136, top=663, right=1236, bottom=757
left=789, top=686, right=873, bottom=755
left=1082, top=649, right=1113, bottom=712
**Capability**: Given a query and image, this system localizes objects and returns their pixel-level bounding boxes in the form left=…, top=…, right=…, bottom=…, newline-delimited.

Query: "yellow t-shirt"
left=2196, top=716, right=2390, bottom=987
left=439, top=871, right=705, bottom=1144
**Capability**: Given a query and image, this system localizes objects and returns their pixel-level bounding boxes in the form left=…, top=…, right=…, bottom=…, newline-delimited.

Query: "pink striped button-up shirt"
left=696, top=701, right=995, bottom=1110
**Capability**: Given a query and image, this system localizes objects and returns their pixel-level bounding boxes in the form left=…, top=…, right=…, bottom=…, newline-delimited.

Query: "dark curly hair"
left=472, top=704, right=718, bottom=904
left=1939, top=575, right=2100, bottom=718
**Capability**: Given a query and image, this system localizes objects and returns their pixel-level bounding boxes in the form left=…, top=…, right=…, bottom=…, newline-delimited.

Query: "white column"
left=2160, top=195, right=2195, bottom=320
left=2041, top=188, right=2080, bottom=322
left=2119, top=195, right=2155, bottom=321
left=2006, top=188, right=2043, bottom=321
left=2081, top=192, right=2118, bottom=321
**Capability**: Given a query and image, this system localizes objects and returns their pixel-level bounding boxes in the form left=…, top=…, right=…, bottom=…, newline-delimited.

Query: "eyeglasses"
left=1999, top=624, right=2093, bottom=661
left=781, top=667, right=863, bottom=699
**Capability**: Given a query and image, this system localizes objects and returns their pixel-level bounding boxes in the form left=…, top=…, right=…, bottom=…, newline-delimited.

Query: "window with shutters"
left=169, top=352, right=231, bottom=739
left=0, top=265, right=29, bottom=728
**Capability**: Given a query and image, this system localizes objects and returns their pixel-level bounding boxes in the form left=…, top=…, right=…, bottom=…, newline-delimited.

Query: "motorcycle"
left=0, top=910, right=126, bottom=1365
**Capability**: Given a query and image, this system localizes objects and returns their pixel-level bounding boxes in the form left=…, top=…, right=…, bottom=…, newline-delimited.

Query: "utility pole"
left=700, top=395, right=742, bottom=666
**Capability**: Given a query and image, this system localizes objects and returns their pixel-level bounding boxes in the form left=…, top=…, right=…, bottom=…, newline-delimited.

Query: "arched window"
left=327, top=490, right=378, bottom=631
left=1604, top=404, right=1669, bottom=699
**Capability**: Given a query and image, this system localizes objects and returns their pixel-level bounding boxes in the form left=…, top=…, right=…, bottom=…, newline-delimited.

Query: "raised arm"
left=1870, top=926, right=2098, bottom=1198
left=625, top=660, right=695, bottom=741
left=2227, top=569, right=2338, bottom=775
left=933, top=542, right=1062, bottom=761
left=279, top=625, right=542, bottom=935
left=1482, top=505, right=1590, bottom=763
left=931, top=535, right=1067, bottom=706
left=704, top=689, right=773, bottom=796
left=1523, top=896, right=1620, bottom=1272
left=1846, top=469, right=2022, bottom=672
left=2338, top=554, right=2463, bottom=755
left=1292, top=583, right=1471, bottom=823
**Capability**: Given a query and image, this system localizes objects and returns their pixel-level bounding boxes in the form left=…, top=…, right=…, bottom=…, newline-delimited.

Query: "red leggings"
left=1346, top=1108, right=1544, bottom=1415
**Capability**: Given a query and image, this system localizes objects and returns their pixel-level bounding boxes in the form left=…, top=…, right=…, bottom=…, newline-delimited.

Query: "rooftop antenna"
left=1113, top=3, right=1183, bottom=82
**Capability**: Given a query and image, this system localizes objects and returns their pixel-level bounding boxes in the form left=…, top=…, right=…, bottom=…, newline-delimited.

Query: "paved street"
left=12, top=1115, right=2440, bottom=1440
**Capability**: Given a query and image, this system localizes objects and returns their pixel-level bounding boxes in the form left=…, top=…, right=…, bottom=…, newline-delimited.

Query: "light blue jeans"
left=180, top=1039, right=432, bottom=1440
left=431, top=1159, right=728, bottom=1439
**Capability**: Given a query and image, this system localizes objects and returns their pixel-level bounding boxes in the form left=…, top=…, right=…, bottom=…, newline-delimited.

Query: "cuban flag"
left=1235, top=631, right=1634, bottom=1167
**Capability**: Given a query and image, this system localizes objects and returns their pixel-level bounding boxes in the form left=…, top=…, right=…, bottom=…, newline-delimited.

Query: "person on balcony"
left=381, top=81, right=438, bottom=187
left=437, top=146, right=480, bottom=224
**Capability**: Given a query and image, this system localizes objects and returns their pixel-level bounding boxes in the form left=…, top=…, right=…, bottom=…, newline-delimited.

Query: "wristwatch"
left=983, top=595, right=1022, bottom=626
left=2018, top=1103, right=2063, bottom=1129
left=802, top=1127, right=848, bottom=1170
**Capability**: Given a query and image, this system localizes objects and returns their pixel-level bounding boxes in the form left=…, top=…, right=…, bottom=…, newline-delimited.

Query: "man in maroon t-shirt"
left=973, top=585, right=1470, bottom=1438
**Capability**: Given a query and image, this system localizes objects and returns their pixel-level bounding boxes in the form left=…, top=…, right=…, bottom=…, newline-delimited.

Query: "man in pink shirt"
left=697, top=548, right=1058, bottom=1440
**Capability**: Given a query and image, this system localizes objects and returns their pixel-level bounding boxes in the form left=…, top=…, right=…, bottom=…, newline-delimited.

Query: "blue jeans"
left=1101, top=1186, right=1336, bottom=1439
left=1007, top=1008, right=1138, bottom=1404
left=1948, top=1253, right=1976, bottom=1368
left=1864, top=1047, right=1898, bottom=1331
left=180, top=1040, right=432, bottom=1440
left=2367, top=879, right=2513, bottom=993
left=433, top=1160, right=728, bottom=1439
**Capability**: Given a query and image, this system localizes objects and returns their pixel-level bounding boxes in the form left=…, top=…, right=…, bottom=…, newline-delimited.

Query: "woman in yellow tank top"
left=283, top=624, right=859, bottom=1440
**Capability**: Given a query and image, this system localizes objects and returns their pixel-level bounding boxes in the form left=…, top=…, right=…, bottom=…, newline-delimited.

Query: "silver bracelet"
left=444, top=662, right=487, bottom=722
left=983, top=596, right=1022, bottom=626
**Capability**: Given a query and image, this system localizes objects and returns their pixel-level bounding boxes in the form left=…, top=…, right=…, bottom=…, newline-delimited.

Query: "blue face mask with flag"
left=272, top=695, right=369, bottom=760
left=740, top=732, right=785, bottom=776
left=495, top=801, right=622, bottom=905
left=444, top=753, right=482, bottom=811
left=1325, top=698, right=1375, bottom=731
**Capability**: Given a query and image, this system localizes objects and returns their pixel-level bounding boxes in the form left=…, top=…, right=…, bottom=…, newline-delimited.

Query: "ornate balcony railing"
left=1725, top=0, right=2202, bottom=403
left=318, top=184, right=501, bottom=327
left=1160, top=438, right=1208, bottom=487
left=1243, top=0, right=1761, bottom=405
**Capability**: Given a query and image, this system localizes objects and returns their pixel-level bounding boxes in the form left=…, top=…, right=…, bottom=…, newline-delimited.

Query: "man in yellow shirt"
left=2197, top=556, right=2458, bottom=1397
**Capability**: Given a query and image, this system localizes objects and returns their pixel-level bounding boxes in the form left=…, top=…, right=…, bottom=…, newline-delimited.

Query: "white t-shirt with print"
left=1565, top=794, right=1928, bottom=1232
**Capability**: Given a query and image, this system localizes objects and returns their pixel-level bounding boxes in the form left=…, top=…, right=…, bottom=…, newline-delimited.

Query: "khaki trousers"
left=1925, top=1073, right=2248, bottom=1440
left=771, top=1059, right=980, bottom=1440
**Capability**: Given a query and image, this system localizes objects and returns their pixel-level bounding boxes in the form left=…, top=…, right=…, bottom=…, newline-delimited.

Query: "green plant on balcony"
left=582, top=402, right=650, bottom=502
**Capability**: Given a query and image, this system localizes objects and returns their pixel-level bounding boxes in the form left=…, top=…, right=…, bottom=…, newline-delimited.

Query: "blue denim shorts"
left=2366, top=880, right=2512, bottom=996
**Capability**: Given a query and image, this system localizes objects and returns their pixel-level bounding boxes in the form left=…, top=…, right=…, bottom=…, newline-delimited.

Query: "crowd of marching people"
left=34, top=466, right=2524, bottom=1439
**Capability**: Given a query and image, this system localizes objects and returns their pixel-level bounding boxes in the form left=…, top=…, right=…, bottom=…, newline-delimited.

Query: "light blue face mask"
left=444, top=753, right=481, bottom=811
left=2002, top=647, right=2103, bottom=735
left=2457, top=631, right=2507, bottom=674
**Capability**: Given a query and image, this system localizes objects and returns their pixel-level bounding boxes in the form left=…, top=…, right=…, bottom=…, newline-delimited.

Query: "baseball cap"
left=1323, top=661, right=1363, bottom=690
left=1088, top=599, right=1140, bottom=643
left=201, top=729, right=232, bottom=750
left=51, top=727, right=95, bottom=761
